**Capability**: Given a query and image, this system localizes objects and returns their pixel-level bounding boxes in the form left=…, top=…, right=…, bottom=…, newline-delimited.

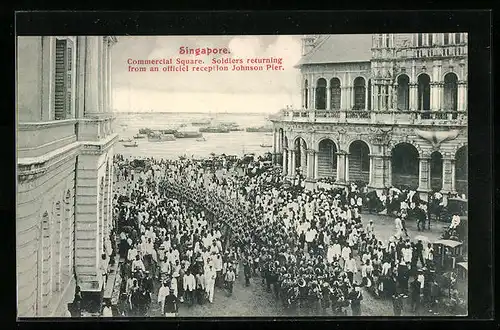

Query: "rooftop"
left=296, top=34, right=373, bottom=66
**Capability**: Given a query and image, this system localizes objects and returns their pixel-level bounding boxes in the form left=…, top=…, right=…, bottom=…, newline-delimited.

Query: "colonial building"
left=16, top=36, right=118, bottom=317
left=271, top=34, right=467, bottom=197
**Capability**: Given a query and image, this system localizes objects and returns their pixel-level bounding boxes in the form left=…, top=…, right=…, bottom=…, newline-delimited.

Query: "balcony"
left=373, top=44, right=468, bottom=60
left=272, top=109, right=467, bottom=127
left=17, top=119, right=78, bottom=159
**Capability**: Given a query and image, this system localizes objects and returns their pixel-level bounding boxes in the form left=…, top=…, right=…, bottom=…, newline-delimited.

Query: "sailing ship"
left=260, top=143, right=273, bottom=148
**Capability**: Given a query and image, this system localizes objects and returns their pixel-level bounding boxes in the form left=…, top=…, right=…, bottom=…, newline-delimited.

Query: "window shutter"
left=66, top=40, right=73, bottom=118
left=54, top=39, right=68, bottom=120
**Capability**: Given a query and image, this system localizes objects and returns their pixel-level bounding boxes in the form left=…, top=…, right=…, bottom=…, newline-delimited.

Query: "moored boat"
left=119, top=137, right=133, bottom=142
left=148, top=133, right=176, bottom=142
left=260, top=143, right=273, bottom=148
left=123, top=141, right=139, bottom=147
left=199, top=126, right=230, bottom=133
left=160, top=129, right=178, bottom=134
left=246, top=126, right=274, bottom=133
left=196, top=137, right=207, bottom=142
left=191, top=119, right=211, bottom=126
left=133, top=134, right=147, bottom=139
left=174, top=131, right=203, bottom=138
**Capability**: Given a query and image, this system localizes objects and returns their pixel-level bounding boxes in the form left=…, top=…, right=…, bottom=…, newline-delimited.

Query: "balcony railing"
left=272, top=109, right=467, bottom=126
left=374, top=44, right=468, bottom=60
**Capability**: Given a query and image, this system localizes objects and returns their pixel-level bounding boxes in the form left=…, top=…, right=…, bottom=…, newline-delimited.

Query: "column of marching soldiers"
left=111, top=154, right=441, bottom=317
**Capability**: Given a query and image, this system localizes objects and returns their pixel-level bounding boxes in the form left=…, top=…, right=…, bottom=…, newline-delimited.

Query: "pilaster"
left=336, top=152, right=346, bottom=183
left=417, top=157, right=432, bottom=192
left=282, top=149, right=288, bottom=176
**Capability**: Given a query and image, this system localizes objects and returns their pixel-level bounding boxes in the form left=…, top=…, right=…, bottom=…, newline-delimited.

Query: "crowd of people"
left=105, top=152, right=467, bottom=318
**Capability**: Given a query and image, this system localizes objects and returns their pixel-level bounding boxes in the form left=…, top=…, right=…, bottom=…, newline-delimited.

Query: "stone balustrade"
left=272, top=109, right=467, bottom=126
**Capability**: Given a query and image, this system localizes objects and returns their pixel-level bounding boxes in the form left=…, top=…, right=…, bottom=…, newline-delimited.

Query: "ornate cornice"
left=18, top=119, right=77, bottom=131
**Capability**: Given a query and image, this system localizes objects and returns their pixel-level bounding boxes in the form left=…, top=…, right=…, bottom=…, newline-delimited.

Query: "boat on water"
left=191, top=119, right=211, bottom=126
left=264, top=133, right=273, bottom=136
left=134, top=134, right=147, bottom=139
left=148, top=133, right=176, bottom=142
left=260, top=143, right=273, bottom=148
left=138, top=128, right=153, bottom=135
left=220, top=122, right=243, bottom=131
left=246, top=126, right=274, bottom=133
left=160, top=129, right=178, bottom=134
left=174, top=131, right=203, bottom=138
left=196, top=137, right=207, bottom=142
left=199, top=126, right=230, bottom=133
left=123, top=141, right=139, bottom=147
left=119, top=137, right=133, bottom=142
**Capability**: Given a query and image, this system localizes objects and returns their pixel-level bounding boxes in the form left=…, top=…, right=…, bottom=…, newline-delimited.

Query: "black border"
left=10, top=10, right=495, bottom=330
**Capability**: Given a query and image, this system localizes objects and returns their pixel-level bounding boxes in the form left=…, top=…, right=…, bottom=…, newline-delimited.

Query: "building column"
left=368, top=155, right=374, bottom=186
left=84, top=37, right=101, bottom=115
left=326, top=80, right=331, bottom=110
left=457, top=81, right=467, bottom=111
left=442, top=158, right=455, bottom=193
left=336, top=152, right=346, bottom=183
left=450, top=159, right=456, bottom=192
left=306, top=149, right=316, bottom=180
left=272, top=130, right=277, bottom=164
left=289, top=150, right=296, bottom=178
left=314, top=150, right=319, bottom=179
left=345, top=153, right=350, bottom=182
left=409, top=83, right=418, bottom=110
left=384, top=155, right=392, bottom=188
left=305, top=149, right=317, bottom=190
left=282, top=149, right=288, bottom=176
left=311, top=87, right=316, bottom=109
left=372, top=82, right=378, bottom=111
left=300, top=142, right=307, bottom=175
left=365, top=83, right=369, bottom=110
left=417, top=157, right=431, bottom=192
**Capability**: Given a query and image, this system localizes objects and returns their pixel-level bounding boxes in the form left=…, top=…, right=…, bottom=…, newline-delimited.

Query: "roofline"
left=294, top=59, right=371, bottom=68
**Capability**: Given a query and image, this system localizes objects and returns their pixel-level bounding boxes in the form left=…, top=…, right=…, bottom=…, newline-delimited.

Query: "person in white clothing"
left=205, top=264, right=217, bottom=303
left=157, top=281, right=170, bottom=312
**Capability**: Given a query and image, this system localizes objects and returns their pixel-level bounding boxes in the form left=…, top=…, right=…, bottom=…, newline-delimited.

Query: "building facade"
left=271, top=33, right=467, bottom=197
left=16, top=36, right=118, bottom=317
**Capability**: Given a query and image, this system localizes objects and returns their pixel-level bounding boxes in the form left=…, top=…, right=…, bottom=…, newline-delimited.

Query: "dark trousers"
left=347, top=271, right=354, bottom=284
left=411, top=296, right=420, bottom=313
left=227, top=281, right=234, bottom=295
left=196, top=288, right=205, bottom=304
left=185, top=290, right=194, bottom=306
left=351, top=304, right=361, bottom=316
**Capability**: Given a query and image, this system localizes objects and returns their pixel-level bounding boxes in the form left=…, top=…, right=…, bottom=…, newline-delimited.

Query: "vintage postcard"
left=16, top=33, right=468, bottom=318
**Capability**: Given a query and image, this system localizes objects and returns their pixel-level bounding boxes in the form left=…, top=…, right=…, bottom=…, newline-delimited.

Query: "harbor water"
left=114, top=112, right=275, bottom=159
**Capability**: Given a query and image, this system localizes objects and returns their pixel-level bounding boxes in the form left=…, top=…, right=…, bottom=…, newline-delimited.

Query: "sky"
left=111, top=35, right=303, bottom=113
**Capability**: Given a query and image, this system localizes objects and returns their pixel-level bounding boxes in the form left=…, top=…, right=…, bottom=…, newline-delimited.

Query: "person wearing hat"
left=163, top=287, right=179, bottom=317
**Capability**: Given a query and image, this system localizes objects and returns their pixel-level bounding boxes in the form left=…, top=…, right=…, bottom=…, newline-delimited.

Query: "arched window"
left=304, top=79, right=309, bottom=109
left=397, top=74, right=410, bottom=110
left=454, top=33, right=461, bottom=44
left=429, top=34, right=434, bottom=46
left=353, top=77, right=366, bottom=110
left=385, top=34, right=390, bottom=47
left=418, top=74, right=431, bottom=111
left=444, top=33, right=449, bottom=45
left=444, top=73, right=458, bottom=111
left=330, top=78, right=341, bottom=110
left=315, top=78, right=327, bottom=110
left=417, top=33, right=423, bottom=47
